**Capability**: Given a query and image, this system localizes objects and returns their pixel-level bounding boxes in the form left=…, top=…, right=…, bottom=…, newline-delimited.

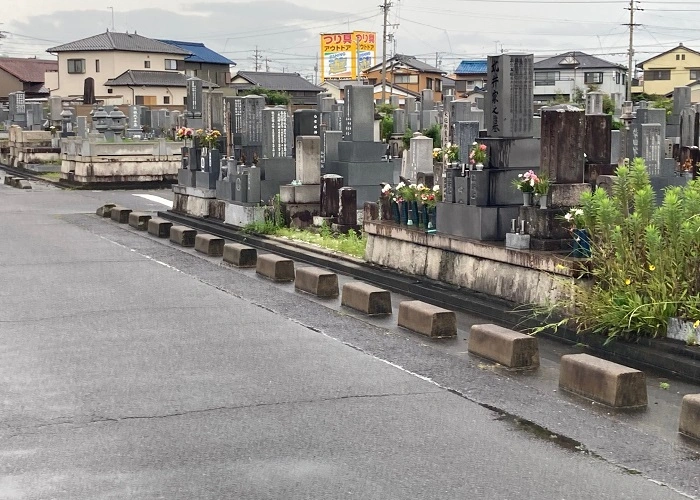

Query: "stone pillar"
left=393, top=109, right=406, bottom=135
left=295, top=136, right=321, bottom=184
left=363, top=201, right=380, bottom=223
left=585, top=114, right=612, bottom=182
left=485, top=53, right=534, bottom=138
left=320, top=174, right=344, bottom=217
left=455, top=121, right=480, bottom=163
left=403, top=134, right=433, bottom=181
left=541, top=106, right=585, bottom=184
left=334, top=187, right=359, bottom=233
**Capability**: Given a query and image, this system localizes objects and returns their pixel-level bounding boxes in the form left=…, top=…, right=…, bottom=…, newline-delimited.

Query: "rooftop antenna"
left=108, top=7, right=115, bottom=31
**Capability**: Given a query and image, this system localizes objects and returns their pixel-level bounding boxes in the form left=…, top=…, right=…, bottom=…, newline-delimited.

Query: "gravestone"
left=210, top=91, right=225, bottom=132
left=455, top=122, right=480, bottom=163
left=450, top=100, right=472, bottom=124
left=485, top=53, right=534, bottom=138
left=241, top=95, right=264, bottom=161
left=330, top=110, right=343, bottom=131
left=641, top=123, right=662, bottom=176
left=334, top=187, right=359, bottom=233
left=532, top=116, right=541, bottom=139
left=262, top=106, right=290, bottom=159
left=421, top=89, right=435, bottom=111
left=408, top=112, right=420, bottom=133
left=404, top=134, right=433, bottom=181
left=296, top=136, right=321, bottom=184
left=680, top=107, right=697, bottom=150
left=324, top=130, right=343, bottom=165
left=320, top=174, right=344, bottom=217
left=405, top=96, right=417, bottom=113
left=186, top=77, right=203, bottom=129
left=540, top=105, right=585, bottom=183
left=8, top=91, right=26, bottom=127
left=584, top=114, right=612, bottom=165
left=343, top=85, right=374, bottom=142
left=610, top=130, right=622, bottom=164
left=389, top=95, right=400, bottom=108
left=127, top=105, right=142, bottom=137
left=49, top=96, right=62, bottom=124
left=585, top=91, right=605, bottom=115
left=76, top=116, right=88, bottom=139
left=393, top=108, right=406, bottom=135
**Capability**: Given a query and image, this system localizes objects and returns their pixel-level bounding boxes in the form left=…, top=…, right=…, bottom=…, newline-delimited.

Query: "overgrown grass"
left=243, top=222, right=367, bottom=259
left=38, top=172, right=62, bottom=181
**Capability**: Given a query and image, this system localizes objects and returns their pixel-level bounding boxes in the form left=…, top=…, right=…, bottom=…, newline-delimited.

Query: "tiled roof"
left=455, top=60, right=487, bottom=75
left=534, top=51, right=625, bottom=70
left=234, top=71, right=324, bottom=92
left=158, top=39, right=235, bottom=66
left=0, top=57, right=57, bottom=83
left=367, top=54, right=444, bottom=75
left=47, top=31, right=189, bottom=55
left=104, top=70, right=218, bottom=88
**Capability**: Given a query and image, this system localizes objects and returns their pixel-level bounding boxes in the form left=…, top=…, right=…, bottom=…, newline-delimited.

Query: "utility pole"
left=624, top=0, right=643, bottom=100
left=380, top=0, right=391, bottom=104
left=253, top=46, right=262, bottom=72
left=108, top=7, right=115, bottom=31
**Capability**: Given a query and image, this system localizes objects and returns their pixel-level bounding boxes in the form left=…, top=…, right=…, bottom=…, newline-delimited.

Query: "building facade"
left=636, top=44, right=700, bottom=97
left=0, top=57, right=58, bottom=99
left=451, top=60, right=487, bottom=95
left=362, top=55, right=446, bottom=103
left=533, top=51, right=627, bottom=106
left=158, top=40, right=235, bottom=87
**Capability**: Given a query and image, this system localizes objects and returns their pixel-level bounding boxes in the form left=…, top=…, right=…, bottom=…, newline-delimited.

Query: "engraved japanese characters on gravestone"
left=540, top=105, right=585, bottom=184
left=642, top=123, right=662, bottom=176
left=343, top=85, right=374, bottom=142
left=485, top=54, right=534, bottom=138
left=262, top=106, right=290, bottom=159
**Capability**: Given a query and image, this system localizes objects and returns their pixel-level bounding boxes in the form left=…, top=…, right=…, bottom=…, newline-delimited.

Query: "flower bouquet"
left=469, top=142, right=488, bottom=170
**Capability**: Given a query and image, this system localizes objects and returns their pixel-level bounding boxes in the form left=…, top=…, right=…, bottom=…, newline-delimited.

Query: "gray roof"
left=47, top=31, right=190, bottom=55
left=234, top=71, right=324, bottom=92
left=534, top=51, right=626, bottom=71
left=367, top=54, right=444, bottom=74
left=104, top=70, right=218, bottom=88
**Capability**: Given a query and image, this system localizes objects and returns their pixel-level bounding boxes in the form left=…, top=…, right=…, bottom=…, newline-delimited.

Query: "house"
left=320, top=78, right=367, bottom=101
left=451, top=60, right=487, bottom=95
left=230, top=71, right=325, bottom=108
left=636, top=44, right=700, bottom=97
left=158, top=39, right=235, bottom=87
left=371, top=82, right=419, bottom=106
left=0, top=57, right=58, bottom=99
left=533, top=51, right=627, bottom=106
left=686, top=80, right=700, bottom=104
left=45, top=31, right=191, bottom=104
left=103, top=70, right=217, bottom=106
left=442, top=76, right=456, bottom=98
left=362, top=54, right=446, bottom=102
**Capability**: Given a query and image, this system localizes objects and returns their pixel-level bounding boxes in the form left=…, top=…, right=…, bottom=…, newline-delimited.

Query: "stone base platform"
left=364, top=221, right=586, bottom=307
left=172, top=184, right=265, bottom=227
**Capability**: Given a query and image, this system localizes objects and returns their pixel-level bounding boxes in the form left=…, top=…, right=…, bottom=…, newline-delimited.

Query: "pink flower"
left=479, top=144, right=487, bottom=151
left=469, top=151, right=475, bottom=159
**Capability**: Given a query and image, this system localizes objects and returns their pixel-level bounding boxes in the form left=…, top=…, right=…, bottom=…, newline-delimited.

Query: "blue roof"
left=455, top=60, right=487, bottom=75
left=158, top=39, right=235, bottom=66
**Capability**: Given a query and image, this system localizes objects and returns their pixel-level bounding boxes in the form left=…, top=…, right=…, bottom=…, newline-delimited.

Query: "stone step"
left=147, top=217, right=173, bottom=238
left=256, top=254, right=295, bottom=282
left=169, top=225, right=197, bottom=247
left=559, top=354, right=647, bottom=408
left=3, top=175, right=14, bottom=186
left=295, top=266, right=339, bottom=298
left=341, top=282, right=392, bottom=315
left=96, top=204, right=116, bottom=217
left=110, top=206, right=132, bottom=223
left=222, top=243, right=257, bottom=268
left=195, top=234, right=225, bottom=257
left=398, top=300, right=457, bottom=338
left=679, top=394, right=700, bottom=440
left=128, top=212, right=152, bottom=231
left=468, top=324, right=539, bottom=370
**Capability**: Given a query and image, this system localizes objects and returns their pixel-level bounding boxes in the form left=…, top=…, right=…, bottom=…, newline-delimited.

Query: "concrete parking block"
left=341, top=282, right=392, bottom=315
left=169, top=225, right=197, bottom=247
left=223, top=243, right=257, bottom=268
left=679, top=394, right=700, bottom=440
left=110, top=206, right=132, bottom=223
left=295, top=267, right=339, bottom=298
left=398, top=301, right=457, bottom=338
left=468, top=324, right=540, bottom=370
left=147, top=217, right=173, bottom=238
left=256, top=254, right=295, bottom=282
left=96, top=204, right=116, bottom=217
left=194, top=234, right=225, bottom=257
left=128, top=212, right=152, bottom=230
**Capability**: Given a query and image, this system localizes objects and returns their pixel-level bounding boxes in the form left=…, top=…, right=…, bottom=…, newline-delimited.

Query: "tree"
left=422, top=123, right=441, bottom=149
left=239, top=87, right=291, bottom=105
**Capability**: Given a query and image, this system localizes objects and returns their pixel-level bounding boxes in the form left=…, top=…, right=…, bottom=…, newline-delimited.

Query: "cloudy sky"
left=2, top=0, right=699, bottom=80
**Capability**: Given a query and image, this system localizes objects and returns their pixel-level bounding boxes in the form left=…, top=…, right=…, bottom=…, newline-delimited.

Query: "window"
left=165, top=59, right=184, bottom=71
left=690, top=69, right=700, bottom=80
left=435, top=79, right=442, bottom=92
left=615, top=72, right=620, bottom=84
left=368, top=78, right=377, bottom=85
left=144, top=60, right=151, bottom=69
left=645, top=70, right=671, bottom=81
left=67, top=59, right=85, bottom=74
left=163, top=96, right=170, bottom=104
left=95, top=59, right=100, bottom=73
left=426, top=77, right=433, bottom=90
left=534, top=71, right=559, bottom=86
left=584, top=72, right=603, bottom=84
left=107, top=88, right=113, bottom=94
left=393, top=74, right=418, bottom=84
left=683, top=54, right=686, bottom=61
left=677, top=54, right=681, bottom=60
left=183, top=96, right=187, bottom=105
left=135, top=95, right=144, bottom=105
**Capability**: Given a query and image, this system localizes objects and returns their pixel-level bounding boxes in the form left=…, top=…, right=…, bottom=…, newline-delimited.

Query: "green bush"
left=422, top=124, right=441, bottom=149
left=569, top=159, right=700, bottom=340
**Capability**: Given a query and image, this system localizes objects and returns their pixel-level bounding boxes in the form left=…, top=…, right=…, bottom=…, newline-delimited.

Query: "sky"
left=2, top=0, right=700, bottom=80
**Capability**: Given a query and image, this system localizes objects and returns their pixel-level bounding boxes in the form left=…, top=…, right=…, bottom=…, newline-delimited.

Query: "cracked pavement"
left=0, top=179, right=698, bottom=499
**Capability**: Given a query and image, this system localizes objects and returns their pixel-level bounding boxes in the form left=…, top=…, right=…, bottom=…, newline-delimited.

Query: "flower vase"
left=539, top=194, right=548, bottom=209
left=572, top=228, right=591, bottom=258
left=391, top=200, right=401, bottom=223
left=420, top=204, right=429, bottom=229
left=523, top=192, right=532, bottom=207
left=399, top=201, right=409, bottom=225
left=427, top=206, right=437, bottom=232
left=475, top=163, right=484, bottom=171
left=410, top=201, right=420, bottom=226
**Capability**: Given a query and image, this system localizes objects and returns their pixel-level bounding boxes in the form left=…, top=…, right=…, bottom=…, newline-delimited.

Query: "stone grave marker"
left=404, top=134, right=433, bottom=181
left=186, top=77, right=203, bottom=129
left=641, top=123, right=662, bottom=176
left=262, top=106, right=290, bottom=159
left=393, top=108, right=406, bottom=135
left=455, top=121, right=480, bottom=163
left=343, top=85, right=374, bottom=142
left=296, top=136, right=321, bottom=185
left=485, top=53, right=534, bottom=138
left=540, top=105, right=585, bottom=183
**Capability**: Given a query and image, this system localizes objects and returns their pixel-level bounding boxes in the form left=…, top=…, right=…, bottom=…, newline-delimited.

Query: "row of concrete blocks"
left=3, top=175, right=31, bottom=189
left=98, top=203, right=700, bottom=441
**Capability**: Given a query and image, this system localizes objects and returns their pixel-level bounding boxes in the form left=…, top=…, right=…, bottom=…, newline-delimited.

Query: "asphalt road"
left=0, top=176, right=698, bottom=499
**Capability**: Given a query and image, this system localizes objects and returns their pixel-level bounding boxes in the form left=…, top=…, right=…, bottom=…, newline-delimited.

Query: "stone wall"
left=364, top=221, right=583, bottom=307
left=1, top=126, right=60, bottom=168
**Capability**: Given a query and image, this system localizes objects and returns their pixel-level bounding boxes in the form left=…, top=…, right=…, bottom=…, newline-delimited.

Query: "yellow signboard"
left=320, top=31, right=377, bottom=82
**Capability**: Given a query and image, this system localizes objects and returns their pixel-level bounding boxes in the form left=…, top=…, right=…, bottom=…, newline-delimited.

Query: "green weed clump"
left=553, top=159, right=700, bottom=341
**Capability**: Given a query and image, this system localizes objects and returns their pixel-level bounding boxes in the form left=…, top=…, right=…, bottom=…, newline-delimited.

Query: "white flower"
left=416, top=183, right=425, bottom=190
left=433, top=185, right=440, bottom=192
left=518, top=174, right=523, bottom=178
left=530, top=180, right=535, bottom=187
left=409, top=184, right=417, bottom=189
left=564, top=213, right=573, bottom=221
left=396, top=182, right=405, bottom=189
left=382, top=184, right=392, bottom=193
left=472, top=141, right=478, bottom=146
left=574, top=209, right=584, bottom=216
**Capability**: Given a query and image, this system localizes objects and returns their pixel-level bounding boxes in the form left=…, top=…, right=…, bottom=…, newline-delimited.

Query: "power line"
left=624, top=0, right=643, bottom=100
